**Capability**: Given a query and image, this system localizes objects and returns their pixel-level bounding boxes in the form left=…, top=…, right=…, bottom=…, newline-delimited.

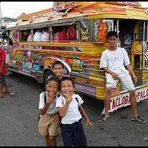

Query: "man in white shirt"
left=33, top=30, right=42, bottom=41
left=99, top=31, right=145, bottom=124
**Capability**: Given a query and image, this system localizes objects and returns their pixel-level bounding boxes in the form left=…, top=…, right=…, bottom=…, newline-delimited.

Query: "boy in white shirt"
left=52, top=61, right=64, bottom=80
left=38, top=75, right=60, bottom=146
left=99, top=31, right=145, bottom=124
left=56, top=76, right=94, bottom=146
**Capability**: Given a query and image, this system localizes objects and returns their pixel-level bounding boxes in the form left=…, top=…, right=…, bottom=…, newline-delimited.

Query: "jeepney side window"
left=40, top=27, right=50, bottom=42
left=33, top=29, right=42, bottom=41
left=21, top=30, right=29, bottom=42
left=67, top=25, right=76, bottom=41
left=92, top=19, right=113, bottom=43
left=50, top=24, right=77, bottom=42
left=52, top=26, right=68, bottom=42
left=27, top=29, right=33, bottom=42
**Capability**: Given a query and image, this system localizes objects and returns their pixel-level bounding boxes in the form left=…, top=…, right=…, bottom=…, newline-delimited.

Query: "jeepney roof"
left=6, top=2, right=148, bottom=30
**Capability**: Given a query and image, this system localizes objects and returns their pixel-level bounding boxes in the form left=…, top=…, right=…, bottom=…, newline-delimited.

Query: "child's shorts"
left=38, top=113, right=60, bottom=137
left=106, top=74, right=135, bottom=91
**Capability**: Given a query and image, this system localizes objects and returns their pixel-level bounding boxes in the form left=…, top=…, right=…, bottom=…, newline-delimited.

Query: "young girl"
left=38, top=75, right=60, bottom=146
left=56, top=76, right=94, bottom=146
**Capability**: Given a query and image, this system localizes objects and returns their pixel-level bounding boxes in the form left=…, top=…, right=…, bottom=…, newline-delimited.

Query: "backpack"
left=37, top=92, right=46, bottom=121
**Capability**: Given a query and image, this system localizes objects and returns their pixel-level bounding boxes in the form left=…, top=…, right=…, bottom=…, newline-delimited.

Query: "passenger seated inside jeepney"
left=27, top=32, right=33, bottom=41
left=21, top=31, right=29, bottom=42
left=53, top=26, right=67, bottom=41
left=33, top=29, right=42, bottom=41
left=120, top=25, right=133, bottom=54
left=41, top=28, right=50, bottom=41
left=67, top=25, right=76, bottom=40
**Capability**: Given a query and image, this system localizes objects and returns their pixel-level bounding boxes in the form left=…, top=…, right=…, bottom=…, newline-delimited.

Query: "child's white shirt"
left=56, top=94, right=84, bottom=124
left=39, top=91, right=57, bottom=114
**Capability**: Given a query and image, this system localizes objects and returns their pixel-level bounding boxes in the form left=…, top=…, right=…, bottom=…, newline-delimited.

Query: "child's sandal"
left=131, top=116, right=146, bottom=124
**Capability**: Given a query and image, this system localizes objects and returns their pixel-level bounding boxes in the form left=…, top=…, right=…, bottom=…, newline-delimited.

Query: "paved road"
left=0, top=73, right=148, bottom=146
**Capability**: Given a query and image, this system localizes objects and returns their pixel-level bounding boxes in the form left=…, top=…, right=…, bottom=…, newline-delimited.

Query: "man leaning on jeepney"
left=99, top=31, right=146, bottom=124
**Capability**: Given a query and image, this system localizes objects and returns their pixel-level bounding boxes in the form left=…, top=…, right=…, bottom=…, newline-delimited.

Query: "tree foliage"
left=2, top=17, right=17, bottom=22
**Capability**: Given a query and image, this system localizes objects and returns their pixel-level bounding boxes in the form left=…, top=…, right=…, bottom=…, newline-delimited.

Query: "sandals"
left=6, top=91, right=15, bottom=96
left=99, top=113, right=111, bottom=121
left=0, top=94, right=4, bottom=98
left=131, top=116, right=146, bottom=124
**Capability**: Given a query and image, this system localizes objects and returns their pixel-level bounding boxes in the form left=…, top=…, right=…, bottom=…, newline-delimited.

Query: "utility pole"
left=0, top=2, right=2, bottom=30
left=0, top=2, right=3, bottom=44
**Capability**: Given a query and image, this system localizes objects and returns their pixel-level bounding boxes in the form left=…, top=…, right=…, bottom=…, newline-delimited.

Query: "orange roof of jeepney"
left=7, top=2, right=148, bottom=29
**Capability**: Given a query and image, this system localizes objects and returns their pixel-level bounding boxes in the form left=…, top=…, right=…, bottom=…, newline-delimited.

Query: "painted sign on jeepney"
left=109, top=86, right=148, bottom=112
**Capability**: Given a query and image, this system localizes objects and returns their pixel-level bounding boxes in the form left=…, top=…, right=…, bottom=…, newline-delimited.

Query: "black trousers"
left=60, top=119, right=87, bottom=146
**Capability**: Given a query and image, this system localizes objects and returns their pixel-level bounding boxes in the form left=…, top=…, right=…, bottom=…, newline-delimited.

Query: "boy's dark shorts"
left=0, top=76, right=6, bottom=84
left=60, top=119, right=87, bottom=146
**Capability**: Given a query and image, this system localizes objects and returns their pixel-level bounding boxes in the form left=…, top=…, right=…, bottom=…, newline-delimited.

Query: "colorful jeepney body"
left=6, top=2, right=148, bottom=112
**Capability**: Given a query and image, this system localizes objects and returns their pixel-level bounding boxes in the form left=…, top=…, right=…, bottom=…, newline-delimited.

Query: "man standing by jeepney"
left=0, top=40, right=7, bottom=97
left=99, top=31, right=145, bottom=124
left=0, top=40, right=15, bottom=97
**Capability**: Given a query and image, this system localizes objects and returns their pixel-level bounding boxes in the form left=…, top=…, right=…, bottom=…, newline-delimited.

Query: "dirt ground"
left=0, top=73, right=148, bottom=146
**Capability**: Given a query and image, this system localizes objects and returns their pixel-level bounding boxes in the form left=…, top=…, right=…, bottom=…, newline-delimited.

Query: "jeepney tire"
left=43, top=70, right=54, bottom=85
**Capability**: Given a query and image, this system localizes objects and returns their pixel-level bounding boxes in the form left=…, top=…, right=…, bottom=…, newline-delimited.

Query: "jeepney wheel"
left=43, top=70, right=54, bottom=85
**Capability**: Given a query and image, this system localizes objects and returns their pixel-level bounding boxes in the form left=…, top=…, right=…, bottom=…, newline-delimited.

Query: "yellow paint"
left=131, top=41, right=142, bottom=53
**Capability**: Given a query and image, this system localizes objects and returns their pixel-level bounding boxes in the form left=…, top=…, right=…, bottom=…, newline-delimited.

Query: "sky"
left=1, top=2, right=53, bottom=18
left=1, top=1, right=148, bottom=18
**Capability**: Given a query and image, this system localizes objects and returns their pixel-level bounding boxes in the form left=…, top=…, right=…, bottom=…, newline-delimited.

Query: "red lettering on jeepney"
left=116, top=97, right=120, bottom=107
left=112, top=99, right=116, bottom=109
left=118, top=97, right=122, bottom=106
left=124, top=96, right=129, bottom=104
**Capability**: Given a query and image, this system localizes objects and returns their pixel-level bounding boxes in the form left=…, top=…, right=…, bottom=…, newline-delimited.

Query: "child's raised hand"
left=47, top=96, right=55, bottom=104
left=65, top=95, right=72, bottom=103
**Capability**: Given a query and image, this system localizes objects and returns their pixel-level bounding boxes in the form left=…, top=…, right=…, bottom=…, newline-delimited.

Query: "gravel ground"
left=0, top=73, right=148, bottom=146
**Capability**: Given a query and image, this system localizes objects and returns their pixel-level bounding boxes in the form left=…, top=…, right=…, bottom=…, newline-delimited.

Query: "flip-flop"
left=5, top=91, right=15, bottom=96
left=0, top=95, right=4, bottom=98
left=9, top=92, right=15, bottom=96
